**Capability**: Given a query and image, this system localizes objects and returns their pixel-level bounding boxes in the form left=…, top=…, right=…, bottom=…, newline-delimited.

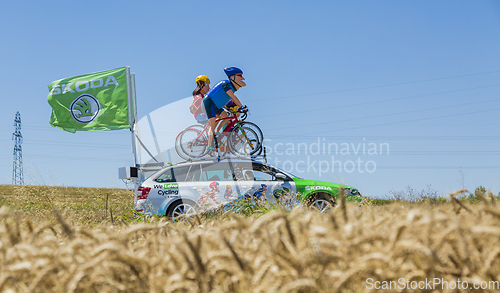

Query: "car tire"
left=166, top=199, right=199, bottom=221
left=307, top=193, right=336, bottom=212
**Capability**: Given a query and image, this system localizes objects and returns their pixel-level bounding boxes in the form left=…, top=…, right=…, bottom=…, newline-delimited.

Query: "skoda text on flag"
left=47, top=67, right=131, bottom=133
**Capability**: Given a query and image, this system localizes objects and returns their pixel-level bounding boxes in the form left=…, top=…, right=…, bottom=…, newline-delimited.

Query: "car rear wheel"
left=167, top=200, right=198, bottom=222
left=308, top=194, right=336, bottom=212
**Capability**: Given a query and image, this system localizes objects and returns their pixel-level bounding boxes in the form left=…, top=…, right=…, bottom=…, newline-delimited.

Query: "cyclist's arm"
left=226, top=90, right=243, bottom=108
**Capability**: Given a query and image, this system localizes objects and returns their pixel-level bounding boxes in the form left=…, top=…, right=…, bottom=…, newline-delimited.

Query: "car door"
left=149, top=165, right=191, bottom=213
left=185, top=161, right=240, bottom=210
left=251, top=163, right=283, bottom=204
left=231, top=162, right=277, bottom=203
left=238, top=162, right=298, bottom=206
left=270, top=169, right=298, bottom=206
left=230, top=161, right=256, bottom=199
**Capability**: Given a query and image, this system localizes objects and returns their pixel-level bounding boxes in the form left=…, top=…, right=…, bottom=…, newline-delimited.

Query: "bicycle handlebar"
left=226, top=105, right=248, bottom=120
left=238, top=105, right=248, bottom=120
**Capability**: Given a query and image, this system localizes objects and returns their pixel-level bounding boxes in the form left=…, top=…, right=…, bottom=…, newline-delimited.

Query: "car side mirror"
left=275, top=174, right=288, bottom=181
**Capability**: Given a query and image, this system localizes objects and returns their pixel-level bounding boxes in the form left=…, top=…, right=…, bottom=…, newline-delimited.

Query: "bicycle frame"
left=188, top=113, right=247, bottom=150
left=176, top=108, right=261, bottom=160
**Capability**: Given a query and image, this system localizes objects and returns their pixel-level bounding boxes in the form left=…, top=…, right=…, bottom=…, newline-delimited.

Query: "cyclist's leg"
left=217, top=116, right=232, bottom=154
left=202, top=97, right=219, bottom=150
left=215, top=111, right=229, bottom=133
left=207, top=117, right=217, bottom=149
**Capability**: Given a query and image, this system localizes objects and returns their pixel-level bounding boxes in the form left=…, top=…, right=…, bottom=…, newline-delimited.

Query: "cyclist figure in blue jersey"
left=253, top=184, right=268, bottom=204
left=201, top=67, right=246, bottom=151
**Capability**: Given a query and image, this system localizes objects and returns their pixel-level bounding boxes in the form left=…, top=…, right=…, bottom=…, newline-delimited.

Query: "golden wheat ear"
left=449, top=189, right=468, bottom=199
left=475, top=189, right=489, bottom=205
left=488, top=190, right=497, bottom=207
left=53, top=208, right=74, bottom=239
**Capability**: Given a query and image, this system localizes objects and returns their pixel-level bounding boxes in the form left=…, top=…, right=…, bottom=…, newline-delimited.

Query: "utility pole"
left=12, top=111, right=24, bottom=185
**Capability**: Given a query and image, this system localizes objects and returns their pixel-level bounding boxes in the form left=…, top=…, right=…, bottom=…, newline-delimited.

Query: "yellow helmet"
left=195, top=75, right=210, bottom=85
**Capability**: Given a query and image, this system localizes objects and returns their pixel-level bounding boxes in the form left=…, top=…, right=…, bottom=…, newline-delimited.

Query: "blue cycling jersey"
left=205, top=80, right=237, bottom=109
left=253, top=188, right=266, bottom=199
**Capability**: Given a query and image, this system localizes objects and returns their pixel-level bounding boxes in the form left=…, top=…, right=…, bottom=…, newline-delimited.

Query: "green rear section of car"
left=292, top=178, right=363, bottom=204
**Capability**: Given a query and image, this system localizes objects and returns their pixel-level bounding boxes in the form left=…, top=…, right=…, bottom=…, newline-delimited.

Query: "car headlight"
left=344, top=188, right=362, bottom=197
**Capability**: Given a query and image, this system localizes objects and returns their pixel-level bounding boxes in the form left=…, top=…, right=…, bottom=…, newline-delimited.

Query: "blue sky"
left=0, top=1, right=499, bottom=198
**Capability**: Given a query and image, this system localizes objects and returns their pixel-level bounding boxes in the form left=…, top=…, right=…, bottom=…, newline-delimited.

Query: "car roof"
left=143, top=156, right=301, bottom=183
left=172, top=158, right=264, bottom=168
left=145, top=158, right=268, bottom=180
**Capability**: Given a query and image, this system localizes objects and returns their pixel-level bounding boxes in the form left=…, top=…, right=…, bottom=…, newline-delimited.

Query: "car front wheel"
left=308, top=194, right=336, bottom=212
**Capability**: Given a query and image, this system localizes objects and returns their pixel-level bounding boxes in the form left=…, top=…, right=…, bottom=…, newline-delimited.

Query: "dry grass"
left=0, top=185, right=134, bottom=226
left=0, top=186, right=500, bottom=292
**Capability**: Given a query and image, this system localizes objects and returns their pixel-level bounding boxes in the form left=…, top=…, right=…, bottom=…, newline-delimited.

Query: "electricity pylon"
left=12, top=111, right=24, bottom=185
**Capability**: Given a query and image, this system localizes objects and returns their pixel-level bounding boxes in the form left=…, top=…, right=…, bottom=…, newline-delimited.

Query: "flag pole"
left=130, top=72, right=138, bottom=168
left=126, top=68, right=142, bottom=187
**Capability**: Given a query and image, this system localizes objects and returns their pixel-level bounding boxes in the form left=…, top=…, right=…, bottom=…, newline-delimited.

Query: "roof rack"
left=135, top=162, right=169, bottom=173
left=136, top=162, right=167, bottom=168
left=127, top=148, right=269, bottom=184
left=135, top=148, right=268, bottom=171
left=179, top=147, right=268, bottom=164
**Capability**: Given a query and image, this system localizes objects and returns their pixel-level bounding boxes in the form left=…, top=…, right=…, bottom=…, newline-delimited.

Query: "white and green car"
left=134, top=158, right=362, bottom=218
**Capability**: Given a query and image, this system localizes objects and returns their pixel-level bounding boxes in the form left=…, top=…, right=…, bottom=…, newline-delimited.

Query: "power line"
left=375, top=166, right=500, bottom=169
left=21, top=125, right=131, bottom=135
left=252, top=69, right=500, bottom=103
left=263, top=135, right=500, bottom=140
left=252, top=83, right=500, bottom=119
left=264, top=150, right=500, bottom=156
left=23, top=140, right=130, bottom=149
left=268, top=106, right=500, bottom=138
left=265, top=96, right=500, bottom=132
left=24, top=156, right=128, bottom=162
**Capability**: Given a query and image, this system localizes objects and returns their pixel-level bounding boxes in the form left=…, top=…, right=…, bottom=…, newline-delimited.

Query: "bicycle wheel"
left=175, top=125, right=206, bottom=160
left=236, top=122, right=263, bottom=155
left=240, top=122, right=263, bottom=149
left=187, top=124, right=205, bottom=132
left=179, top=128, right=207, bottom=158
left=228, top=126, right=261, bottom=156
left=175, top=134, right=189, bottom=160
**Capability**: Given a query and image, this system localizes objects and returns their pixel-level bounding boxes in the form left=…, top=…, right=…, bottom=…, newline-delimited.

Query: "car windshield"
left=262, top=164, right=301, bottom=179
left=249, top=162, right=302, bottom=180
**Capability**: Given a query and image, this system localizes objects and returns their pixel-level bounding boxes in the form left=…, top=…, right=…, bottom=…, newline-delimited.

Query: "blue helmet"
left=261, top=184, right=267, bottom=188
left=224, top=67, right=243, bottom=77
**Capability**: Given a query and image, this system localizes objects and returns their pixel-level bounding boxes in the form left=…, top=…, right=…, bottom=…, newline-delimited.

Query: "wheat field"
left=0, top=186, right=500, bottom=292
left=0, top=185, right=134, bottom=227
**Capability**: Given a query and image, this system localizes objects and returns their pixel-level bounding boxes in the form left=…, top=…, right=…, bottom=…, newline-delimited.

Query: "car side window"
left=251, top=163, right=279, bottom=181
left=200, top=163, right=235, bottom=181
left=155, top=166, right=190, bottom=182
left=231, top=162, right=253, bottom=181
left=252, top=170, right=274, bottom=181
left=185, top=164, right=202, bottom=181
